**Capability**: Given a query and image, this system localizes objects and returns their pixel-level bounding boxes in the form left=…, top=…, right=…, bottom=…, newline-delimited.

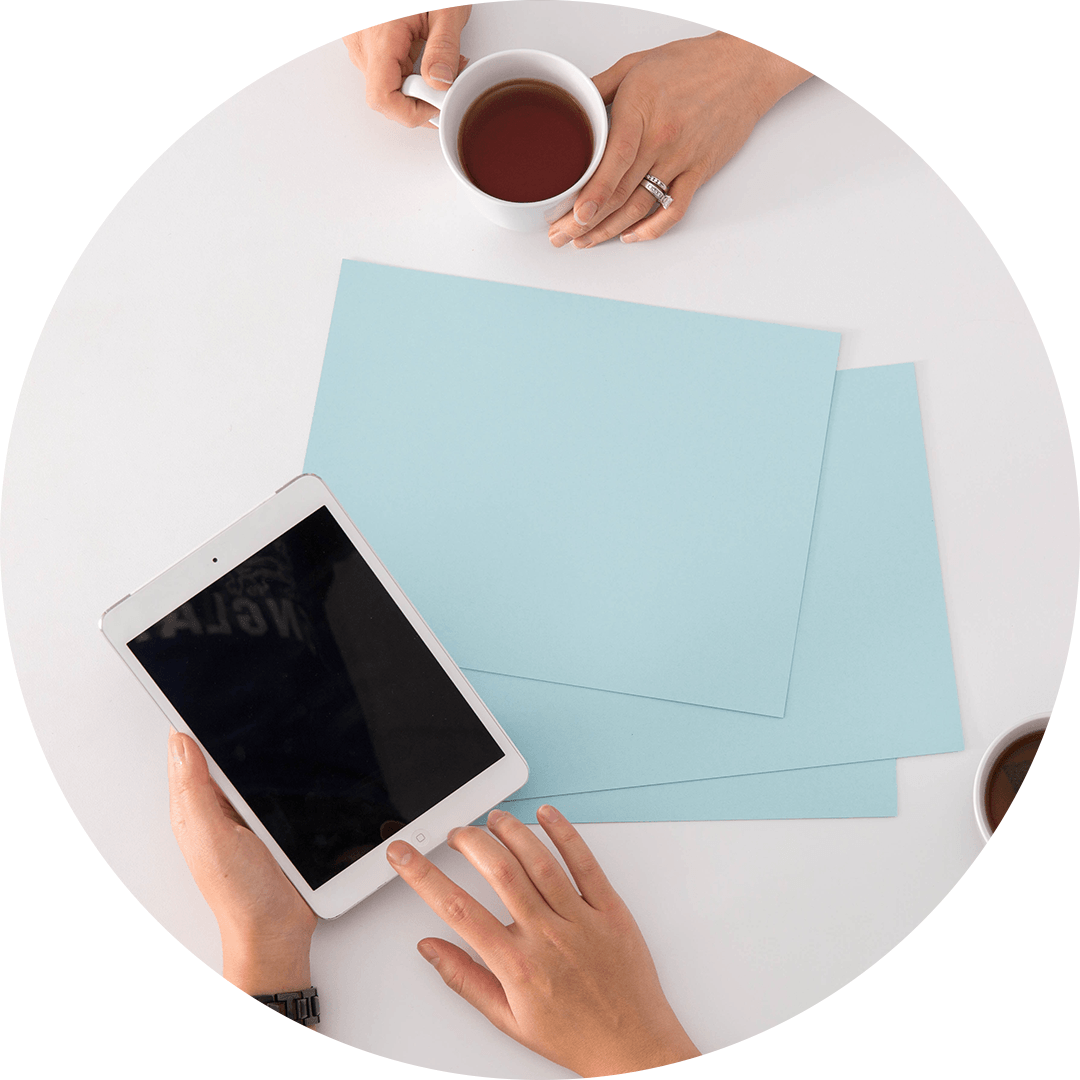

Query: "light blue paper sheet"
left=306, top=260, right=840, bottom=716
left=465, top=364, right=963, bottom=799
left=498, top=759, right=898, bottom=822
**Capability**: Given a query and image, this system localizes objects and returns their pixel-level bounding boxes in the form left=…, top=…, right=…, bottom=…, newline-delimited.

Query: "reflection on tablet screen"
left=129, top=507, right=504, bottom=890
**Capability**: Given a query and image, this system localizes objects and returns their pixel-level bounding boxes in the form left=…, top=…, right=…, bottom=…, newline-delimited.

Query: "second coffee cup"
left=973, top=713, right=1048, bottom=842
left=402, top=49, right=608, bottom=231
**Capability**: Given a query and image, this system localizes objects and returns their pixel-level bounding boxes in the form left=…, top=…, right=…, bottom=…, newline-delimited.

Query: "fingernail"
left=549, top=232, right=571, bottom=248
left=418, top=942, right=441, bottom=968
left=573, top=237, right=593, bottom=249
left=429, top=62, right=455, bottom=86
left=487, top=809, right=506, bottom=826
left=169, top=729, right=186, bottom=766
left=387, top=841, right=412, bottom=866
left=447, top=826, right=462, bottom=844
left=538, top=804, right=561, bottom=824
left=621, top=232, right=639, bottom=243
left=574, top=200, right=598, bottom=226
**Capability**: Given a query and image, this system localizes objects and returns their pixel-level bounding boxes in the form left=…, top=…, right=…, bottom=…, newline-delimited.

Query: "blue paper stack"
left=305, top=260, right=963, bottom=822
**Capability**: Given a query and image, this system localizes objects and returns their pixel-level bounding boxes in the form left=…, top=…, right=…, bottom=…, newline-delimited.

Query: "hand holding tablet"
left=115, top=474, right=697, bottom=1068
left=167, top=733, right=699, bottom=1072
left=103, top=475, right=528, bottom=918
left=168, top=729, right=317, bottom=997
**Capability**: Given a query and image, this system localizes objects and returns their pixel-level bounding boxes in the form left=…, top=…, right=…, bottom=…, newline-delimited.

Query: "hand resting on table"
left=547, top=32, right=810, bottom=247
left=167, top=729, right=699, bottom=1073
left=388, top=805, right=700, bottom=1075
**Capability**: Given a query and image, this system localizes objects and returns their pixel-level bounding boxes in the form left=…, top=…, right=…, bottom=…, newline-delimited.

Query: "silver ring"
left=644, top=173, right=669, bottom=193
left=639, top=178, right=673, bottom=210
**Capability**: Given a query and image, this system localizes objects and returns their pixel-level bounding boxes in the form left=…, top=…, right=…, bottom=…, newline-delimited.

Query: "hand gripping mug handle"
left=401, top=74, right=447, bottom=128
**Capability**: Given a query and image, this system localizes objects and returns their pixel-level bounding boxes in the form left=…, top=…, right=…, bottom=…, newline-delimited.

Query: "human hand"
left=344, top=7, right=472, bottom=128
left=387, top=805, right=699, bottom=1076
left=549, top=32, right=810, bottom=248
left=168, top=729, right=317, bottom=995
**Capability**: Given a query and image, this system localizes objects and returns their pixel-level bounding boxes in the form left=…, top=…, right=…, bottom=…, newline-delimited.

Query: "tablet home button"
left=414, top=832, right=426, bottom=844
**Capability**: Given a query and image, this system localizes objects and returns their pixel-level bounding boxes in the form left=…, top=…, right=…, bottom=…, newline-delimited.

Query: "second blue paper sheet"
left=307, top=261, right=840, bottom=716
left=500, top=760, right=898, bottom=822
left=476, top=364, right=963, bottom=801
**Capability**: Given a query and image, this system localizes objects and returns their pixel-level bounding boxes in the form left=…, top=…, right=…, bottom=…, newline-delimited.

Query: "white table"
left=3, top=3, right=1075, bottom=1076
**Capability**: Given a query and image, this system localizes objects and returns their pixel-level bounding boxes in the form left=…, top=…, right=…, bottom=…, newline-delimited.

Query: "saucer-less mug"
left=973, top=712, right=1049, bottom=842
left=403, top=49, right=608, bottom=231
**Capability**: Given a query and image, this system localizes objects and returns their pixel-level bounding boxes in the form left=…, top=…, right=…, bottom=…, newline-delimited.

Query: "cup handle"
left=401, top=74, right=446, bottom=128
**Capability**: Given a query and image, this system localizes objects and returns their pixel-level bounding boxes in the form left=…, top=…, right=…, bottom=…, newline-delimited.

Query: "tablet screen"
left=128, top=506, right=504, bottom=890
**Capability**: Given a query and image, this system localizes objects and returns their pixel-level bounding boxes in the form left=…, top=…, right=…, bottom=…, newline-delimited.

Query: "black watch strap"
left=252, top=986, right=320, bottom=1027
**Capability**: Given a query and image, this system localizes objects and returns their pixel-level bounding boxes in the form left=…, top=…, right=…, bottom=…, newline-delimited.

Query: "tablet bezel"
left=101, top=473, right=529, bottom=919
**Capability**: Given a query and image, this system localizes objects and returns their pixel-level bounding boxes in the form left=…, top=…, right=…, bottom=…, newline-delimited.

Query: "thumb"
left=168, top=728, right=228, bottom=846
left=417, top=938, right=518, bottom=1037
left=421, top=7, right=470, bottom=89
left=591, top=51, right=642, bottom=104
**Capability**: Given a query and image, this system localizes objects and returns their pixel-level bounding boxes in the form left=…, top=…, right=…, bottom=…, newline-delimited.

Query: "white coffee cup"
left=402, top=49, right=608, bottom=231
left=973, top=712, right=1049, bottom=842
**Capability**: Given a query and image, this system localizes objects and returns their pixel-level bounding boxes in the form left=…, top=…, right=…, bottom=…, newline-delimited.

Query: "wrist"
left=584, top=1041, right=700, bottom=1078
left=220, top=926, right=314, bottom=996
left=707, top=31, right=811, bottom=119
left=579, top=1016, right=700, bottom=1076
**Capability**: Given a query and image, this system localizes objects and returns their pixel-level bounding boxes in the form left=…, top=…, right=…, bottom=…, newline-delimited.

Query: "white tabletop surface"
left=3, top=3, right=1076, bottom=1076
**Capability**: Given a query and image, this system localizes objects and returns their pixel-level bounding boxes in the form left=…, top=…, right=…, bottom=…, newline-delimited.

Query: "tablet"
left=101, top=474, right=528, bottom=918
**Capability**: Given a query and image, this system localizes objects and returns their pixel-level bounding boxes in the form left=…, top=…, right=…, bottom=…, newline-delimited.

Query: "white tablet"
left=101, top=474, right=528, bottom=919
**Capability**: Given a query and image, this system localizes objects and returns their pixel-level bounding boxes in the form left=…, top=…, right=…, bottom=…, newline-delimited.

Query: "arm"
left=388, top=805, right=700, bottom=1076
left=549, top=31, right=810, bottom=247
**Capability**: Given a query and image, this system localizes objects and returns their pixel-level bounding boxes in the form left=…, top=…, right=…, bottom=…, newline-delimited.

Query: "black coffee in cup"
left=983, top=729, right=1043, bottom=833
left=458, top=78, right=593, bottom=203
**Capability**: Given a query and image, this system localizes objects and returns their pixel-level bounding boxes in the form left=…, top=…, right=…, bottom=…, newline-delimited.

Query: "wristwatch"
left=252, top=987, right=320, bottom=1027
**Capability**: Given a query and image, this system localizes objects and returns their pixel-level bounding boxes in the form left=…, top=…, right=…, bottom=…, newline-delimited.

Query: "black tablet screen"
left=129, top=506, right=504, bottom=890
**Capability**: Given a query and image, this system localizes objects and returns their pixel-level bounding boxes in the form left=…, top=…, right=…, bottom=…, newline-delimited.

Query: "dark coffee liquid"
left=459, top=79, right=593, bottom=203
left=984, top=729, right=1044, bottom=833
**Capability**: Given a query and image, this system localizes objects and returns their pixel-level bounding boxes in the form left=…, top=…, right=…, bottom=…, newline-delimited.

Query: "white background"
left=1, top=1, right=1076, bottom=1078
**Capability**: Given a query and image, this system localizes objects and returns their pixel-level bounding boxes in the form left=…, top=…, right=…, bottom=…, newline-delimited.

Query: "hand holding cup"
left=344, top=7, right=473, bottom=128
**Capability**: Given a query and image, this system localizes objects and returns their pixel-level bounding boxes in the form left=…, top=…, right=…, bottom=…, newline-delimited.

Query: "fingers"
left=552, top=162, right=700, bottom=248
left=447, top=824, right=548, bottom=925
left=569, top=183, right=661, bottom=248
left=365, top=56, right=438, bottom=127
left=388, top=840, right=511, bottom=959
left=621, top=169, right=699, bottom=243
left=420, top=6, right=472, bottom=90
left=536, top=805, right=621, bottom=912
left=342, top=32, right=365, bottom=72
left=359, top=23, right=439, bottom=128
left=167, top=729, right=231, bottom=848
left=416, top=937, right=518, bottom=1038
left=485, top=809, right=585, bottom=919
left=565, top=99, right=646, bottom=234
